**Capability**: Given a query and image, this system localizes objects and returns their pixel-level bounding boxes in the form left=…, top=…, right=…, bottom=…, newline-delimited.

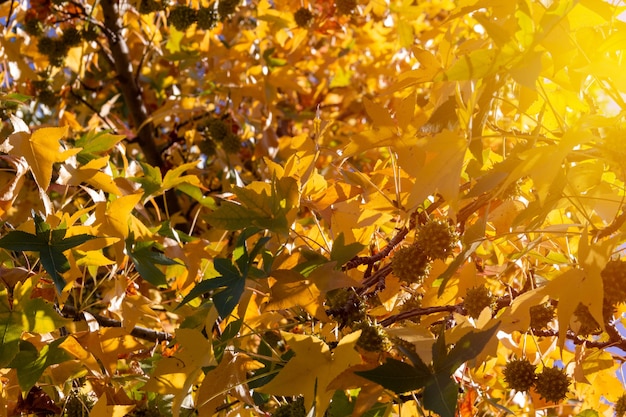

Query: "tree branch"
left=100, top=0, right=180, bottom=213
left=61, top=304, right=172, bottom=343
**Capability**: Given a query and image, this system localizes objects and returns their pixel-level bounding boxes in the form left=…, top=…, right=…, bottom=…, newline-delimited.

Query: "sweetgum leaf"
left=356, top=358, right=431, bottom=393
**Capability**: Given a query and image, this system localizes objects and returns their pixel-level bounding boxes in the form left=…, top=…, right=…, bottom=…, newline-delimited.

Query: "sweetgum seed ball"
left=197, top=7, right=218, bottom=30
left=534, top=367, right=570, bottom=403
left=198, top=138, right=217, bottom=157
left=391, top=244, right=431, bottom=284
left=464, top=285, right=493, bottom=319
left=218, top=0, right=240, bottom=19
left=221, top=133, right=241, bottom=154
left=139, top=0, right=162, bottom=14
left=615, top=394, right=626, bottom=417
left=325, top=288, right=366, bottom=326
left=354, top=322, right=391, bottom=352
left=415, top=219, right=458, bottom=260
left=274, top=397, right=306, bottom=417
left=62, top=27, right=83, bottom=47
left=294, top=7, right=314, bottom=27
left=573, top=303, right=601, bottom=336
left=205, top=118, right=229, bottom=142
left=601, top=259, right=626, bottom=305
left=503, top=359, right=536, bottom=392
left=168, top=5, right=198, bottom=31
left=336, top=0, right=357, bottom=14
left=529, top=303, right=555, bottom=331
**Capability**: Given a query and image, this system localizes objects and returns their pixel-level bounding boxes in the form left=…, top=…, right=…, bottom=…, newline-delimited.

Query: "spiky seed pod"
left=534, top=366, right=570, bottom=403
left=198, top=138, right=217, bottom=157
left=615, top=394, right=626, bottom=417
left=274, top=397, right=306, bottom=417
left=530, top=303, right=555, bottom=331
left=168, top=5, right=198, bottom=31
left=573, top=303, right=601, bottom=336
left=353, top=322, right=391, bottom=352
left=503, top=359, right=536, bottom=392
left=335, top=0, right=357, bottom=14
left=197, top=6, right=218, bottom=30
left=24, top=18, right=44, bottom=37
left=602, top=259, right=626, bottom=305
left=62, top=27, right=83, bottom=48
left=38, top=90, right=59, bottom=107
left=221, top=133, right=241, bottom=154
left=325, top=288, right=366, bottom=326
left=64, top=390, right=94, bottom=417
left=204, top=118, right=229, bottom=142
left=217, top=0, right=240, bottom=19
left=38, top=37, right=69, bottom=66
left=82, top=26, right=99, bottom=41
left=139, top=0, right=163, bottom=14
left=391, top=244, right=431, bottom=284
left=294, top=7, right=314, bottom=28
left=415, top=219, right=459, bottom=260
left=464, top=285, right=493, bottom=319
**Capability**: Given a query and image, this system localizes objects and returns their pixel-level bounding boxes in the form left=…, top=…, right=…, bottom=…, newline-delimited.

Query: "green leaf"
left=355, top=358, right=431, bottom=393
left=0, top=278, right=67, bottom=368
left=423, top=373, right=459, bottom=417
left=128, top=240, right=180, bottom=287
left=75, top=130, right=125, bottom=163
left=433, top=323, right=500, bottom=375
left=133, top=162, right=163, bottom=199
left=330, top=233, right=365, bottom=267
left=179, top=259, right=246, bottom=318
left=0, top=218, right=96, bottom=293
left=9, top=338, right=71, bottom=392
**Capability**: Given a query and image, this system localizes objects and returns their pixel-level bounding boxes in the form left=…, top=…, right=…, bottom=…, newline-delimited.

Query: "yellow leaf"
left=89, top=394, right=135, bottom=417
left=399, top=130, right=467, bottom=211
left=97, top=193, right=143, bottom=240
left=257, top=331, right=363, bottom=413
left=59, top=156, right=122, bottom=195
left=0, top=155, right=27, bottom=220
left=267, top=269, right=328, bottom=321
left=161, top=161, right=203, bottom=191
left=547, top=268, right=604, bottom=348
left=363, top=97, right=394, bottom=127
left=58, top=335, right=104, bottom=378
left=197, top=350, right=263, bottom=416
left=7, top=126, right=80, bottom=190
left=143, top=328, right=215, bottom=417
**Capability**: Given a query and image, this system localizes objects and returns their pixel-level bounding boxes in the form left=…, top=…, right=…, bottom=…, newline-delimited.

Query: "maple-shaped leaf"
left=257, top=330, right=363, bottom=414
left=74, top=130, right=125, bottom=163
left=357, top=323, right=499, bottom=417
left=206, top=176, right=299, bottom=234
left=89, top=394, right=135, bottom=417
left=133, top=161, right=203, bottom=200
left=0, top=276, right=68, bottom=368
left=197, top=350, right=264, bottom=416
left=58, top=156, right=122, bottom=196
left=5, top=126, right=80, bottom=191
left=127, top=238, right=180, bottom=287
left=0, top=213, right=96, bottom=292
left=179, top=257, right=246, bottom=318
left=143, top=328, right=215, bottom=417
left=9, top=338, right=71, bottom=393
left=547, top=230, right=613, bottom=346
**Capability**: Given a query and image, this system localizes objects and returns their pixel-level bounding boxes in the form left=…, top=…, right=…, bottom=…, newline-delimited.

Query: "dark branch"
left=61, top=304, right=172, bottom=343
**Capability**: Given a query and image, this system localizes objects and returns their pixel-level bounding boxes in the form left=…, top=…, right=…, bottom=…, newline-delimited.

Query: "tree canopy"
left=2, top=0, right=626, bottom=415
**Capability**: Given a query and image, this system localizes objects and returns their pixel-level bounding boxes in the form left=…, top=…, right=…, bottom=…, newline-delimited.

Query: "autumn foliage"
left=2, top=0, right=626, bottom=416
